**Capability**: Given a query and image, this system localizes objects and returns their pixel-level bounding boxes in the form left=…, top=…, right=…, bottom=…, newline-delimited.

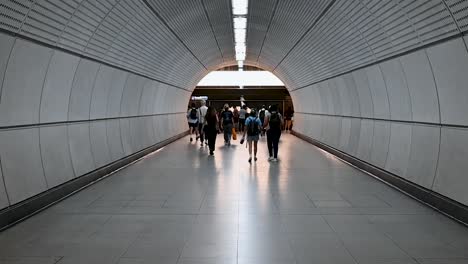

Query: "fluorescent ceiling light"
left=234, top=28, right=246, bottom=43
left=238, top=60, right=244, bottom=69
left=234, top=17, right=247, bottom=29
left=198, top=71, right=285, bottom=86
left=232, top=0, right=248, bottom=15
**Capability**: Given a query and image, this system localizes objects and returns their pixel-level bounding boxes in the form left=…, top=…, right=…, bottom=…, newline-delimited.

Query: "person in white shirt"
left=198, top=100, right=208, bottom=147
left=239, top=105, right=247, bottom=132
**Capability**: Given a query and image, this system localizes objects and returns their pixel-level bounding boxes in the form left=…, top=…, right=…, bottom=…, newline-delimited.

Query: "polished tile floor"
left=1, top=134, right=468, bottom=264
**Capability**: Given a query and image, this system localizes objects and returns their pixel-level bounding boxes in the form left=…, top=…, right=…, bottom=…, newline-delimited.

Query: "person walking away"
left=259, top=106, right=267, bottom=137
left=204, top=106, right=219, bottom=156
left=187, top=103, right=199, bottom=142
left=239, top=105, right=247, bottom=132
left=263, top=104, right=283, bottom=162
left=233, top=107, right=240, bottom=131
left=242, top=109, right=262, bottom=163
left=220, top=104, right=234, bottom=146
left=198, top=100, right=208, bottom=146
left=284, top=107, right=294, bottom=132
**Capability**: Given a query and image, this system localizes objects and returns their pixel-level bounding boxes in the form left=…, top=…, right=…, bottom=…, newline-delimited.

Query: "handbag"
left=232, top=127, right=237, bottom=140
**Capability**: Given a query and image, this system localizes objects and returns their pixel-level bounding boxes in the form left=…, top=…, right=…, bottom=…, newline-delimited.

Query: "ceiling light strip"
left=232, top=0, right=248, bottom=70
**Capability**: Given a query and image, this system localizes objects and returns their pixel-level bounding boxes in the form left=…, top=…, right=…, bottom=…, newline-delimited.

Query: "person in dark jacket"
left=204, top=106, right=219, bottom=156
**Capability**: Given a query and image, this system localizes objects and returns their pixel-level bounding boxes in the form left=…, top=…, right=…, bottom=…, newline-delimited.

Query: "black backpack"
left=190, top=108, right=197, bottom=119
left=269, top=112, right=281, bottom=129
left=259, top=110, right=265, bottom=122
left=247, top=117, right=260, bottom=136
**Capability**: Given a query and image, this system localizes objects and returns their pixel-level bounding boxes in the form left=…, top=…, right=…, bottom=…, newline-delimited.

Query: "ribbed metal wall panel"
left=147, top=0, right=224, bottom=70
left=257, top=0, right=331, bottom=71
left=245, top=0, right=276, bottom=66
left=445, top=0, right=468, bottom=30
left=0, top=0, right=213, bottom=89
left=272, top=0, right=467, bottom=90
left=204, top=0, right=235, bottom=63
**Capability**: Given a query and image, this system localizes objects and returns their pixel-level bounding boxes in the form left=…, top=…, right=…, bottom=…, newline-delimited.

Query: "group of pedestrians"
left=187, top=102, right=284, bottom=162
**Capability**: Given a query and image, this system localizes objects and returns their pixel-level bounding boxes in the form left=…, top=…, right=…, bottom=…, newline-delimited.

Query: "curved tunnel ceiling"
left=1, top=0, right=467, bottom=91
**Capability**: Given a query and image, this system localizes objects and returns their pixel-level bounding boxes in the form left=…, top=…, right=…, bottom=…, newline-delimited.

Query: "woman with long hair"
left=204, top=106, right=219, bottom=156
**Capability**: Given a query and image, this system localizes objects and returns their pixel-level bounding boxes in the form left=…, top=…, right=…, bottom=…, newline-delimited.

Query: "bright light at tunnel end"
left=232, top=0, right=248, bottom=70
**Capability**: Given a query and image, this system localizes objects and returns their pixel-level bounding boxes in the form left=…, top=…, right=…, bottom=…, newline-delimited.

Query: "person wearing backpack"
left=242, top=109, right=262, bottom=163
left=187, top=102, right=199, bottom=142
left=220, top=104, right=234, bottom=146
left=263, top=104, right=283, bottom=162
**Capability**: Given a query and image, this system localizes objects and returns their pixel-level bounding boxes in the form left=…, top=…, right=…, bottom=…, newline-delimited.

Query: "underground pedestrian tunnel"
left=0, top=0, right=468, bottom=263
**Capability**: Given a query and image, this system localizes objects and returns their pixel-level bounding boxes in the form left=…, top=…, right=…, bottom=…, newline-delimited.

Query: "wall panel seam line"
left=0, top=28, right=192, bottom=92
left=66, top=58, right=82, bottom=122
left=37, top=50, right=55, bottom=189
left=18, top=0, right=37, bottom=34
left=441, top=0, right=464, bottom=35
left=425, top=49, right=443, bottom=190
left=255, top=0, right=280, bottom=63
left=345, top=1, right=377, bottom=61
left=87, top=65, right=102, bottom=169
left=289, top=33, right=466, bottom=92
left=295, top=112, right=468, bottom=129
left=398, top=58, right=414, bottom=122
left=200, top=0, right=225, bottom=61
left=0, top=38, right=16, bottom=104
left=271, top=0, right=338, bottom=72
left=55, top=0, right=86, bottom=47
left=0, top=112, right=186, bottom=131
left=139, top=0, right=208, bottom=70
left=83, top=0, right=121, bottom=54
left=38, top=49, right=55, bottom=124
left=0, top=157, right=11, bottom=206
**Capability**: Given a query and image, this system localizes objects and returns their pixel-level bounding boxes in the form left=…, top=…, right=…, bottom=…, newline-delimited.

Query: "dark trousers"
left=267, top=129, right=281, bottom=158
left=198, top=123, right=205, bottom=142
left=206, top=129, right=217, bottom=152
left=239, top=118, right=246, bottom=132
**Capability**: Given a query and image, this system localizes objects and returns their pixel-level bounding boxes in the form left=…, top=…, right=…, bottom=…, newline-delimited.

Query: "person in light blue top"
left=242, top=109, right=262, bottom=163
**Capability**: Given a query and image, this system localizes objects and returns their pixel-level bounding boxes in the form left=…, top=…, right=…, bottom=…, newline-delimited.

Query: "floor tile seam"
left=116, top=232, right=144, bottom=263
left=320, top=214, right=360, bottom=264
left=381, top=231, right=421, bottom=263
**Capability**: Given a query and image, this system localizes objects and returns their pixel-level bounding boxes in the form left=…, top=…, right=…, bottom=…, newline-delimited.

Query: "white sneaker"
left=268, top=157, right=274, bottom=161
left=273, top=158, right=278, bottom=162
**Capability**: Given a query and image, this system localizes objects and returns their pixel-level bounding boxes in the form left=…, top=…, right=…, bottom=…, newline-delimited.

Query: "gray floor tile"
left=1, top=134, right=467, bottom=263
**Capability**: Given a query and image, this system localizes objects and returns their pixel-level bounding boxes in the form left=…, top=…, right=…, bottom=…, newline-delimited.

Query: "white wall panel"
left=327, top=80, right=342, bottom=116
left=0, top=34, right=15, bottom=104
left=68, top=123, right=96, bottom=176
left=154, top=84, right=168, bottom=114
left=0, top=39, right=52, bottom=126
left=40, top=51, right=80, bottom=123
left=106, top=71, right=128, bottom=118
left=90, top=121, right=111, bottom=168
left=152, top=116, right=162, bottom=143
left=352, top=69, right=374, bottom=118
left=400, top=50, right=440, bottom=123
left=68, top=60, right=100, bottom=121
left=140, top=81, right=158, bottom=115
left=434, top=127, right=468, bottom=206
left=385, top=123, right=412, bottom=176
left=106, top=119, right=124, bottom=162
left=0, top=128, right=47, bottom=204
left=318, top=82, right=335, bottom=115
left=0, top=164, right=9, bottom=209
left=406, top=125, right=440, bottom=189
left=120, top=118, right=133, bottom=155
left=356, top=119, right=374, bottom=162
left=341, top=74, right=361, bottom=116
left=348, top=118, right=361, bottom=156
left=339, top=118, right=351, bottom=152
left=370, top=121, right=390, bottom=168
left=120, top=75, right=146, bottom=117
left=90, top=66, right=115, bottom=119
left=427, top=38, right=468, bottom=126
left=380, top=59, right=412, bottom=121
left=366, top=65, right=390, bottom=119
left=39, top=125, right=75, bottom=188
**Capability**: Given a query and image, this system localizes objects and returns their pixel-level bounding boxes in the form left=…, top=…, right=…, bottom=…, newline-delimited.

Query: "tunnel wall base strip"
left=292, top=130, right=468, bottom=226
left=0, top=131, right=189, bottom=231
